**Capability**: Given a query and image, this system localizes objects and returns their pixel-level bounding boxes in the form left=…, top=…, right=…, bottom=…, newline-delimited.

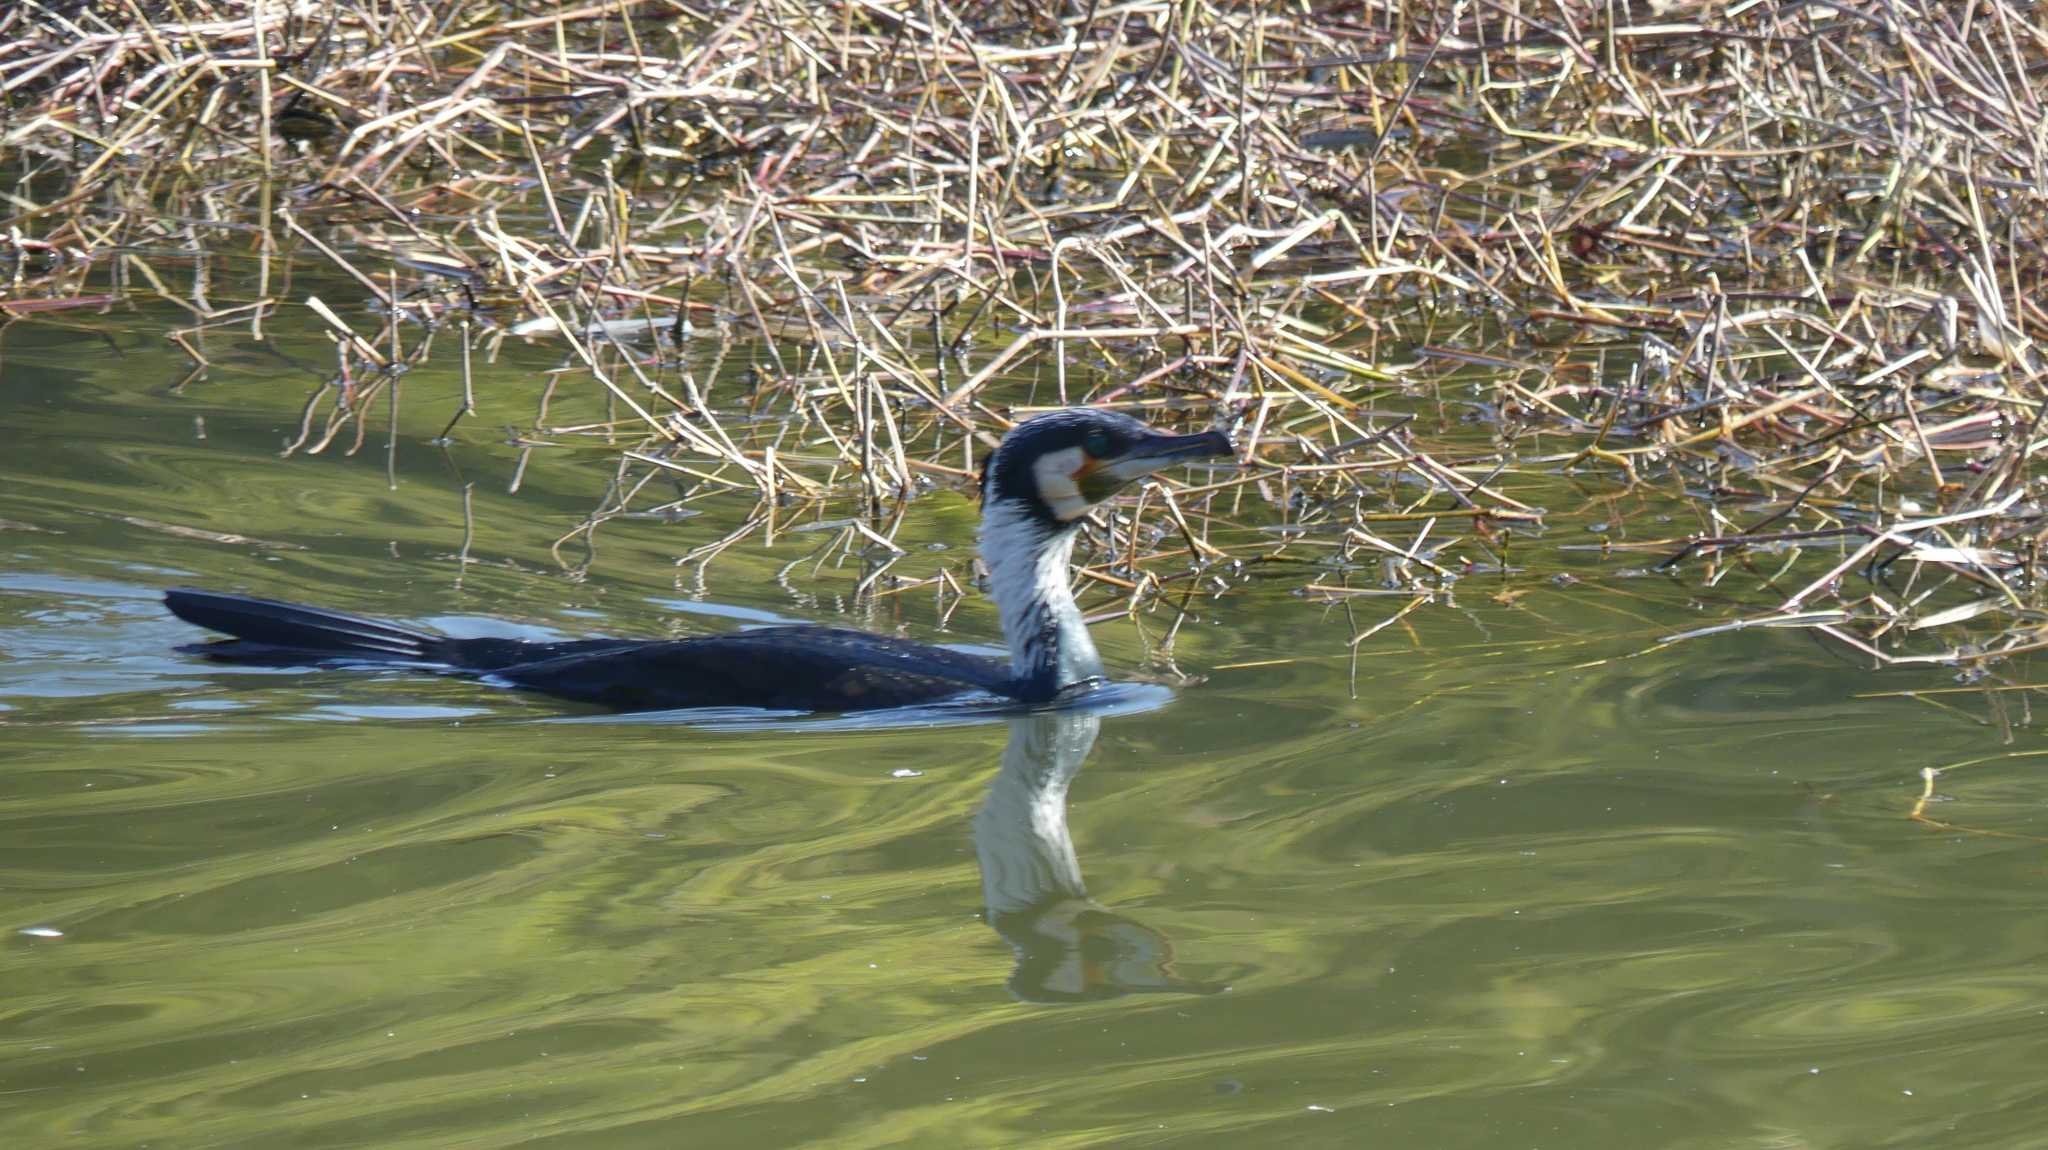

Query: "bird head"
left=979, top=409, right=1235, bottom=528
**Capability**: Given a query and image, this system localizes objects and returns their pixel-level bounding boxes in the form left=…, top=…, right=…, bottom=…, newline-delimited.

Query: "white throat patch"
left=1029, top=446, right=1092, bottom=522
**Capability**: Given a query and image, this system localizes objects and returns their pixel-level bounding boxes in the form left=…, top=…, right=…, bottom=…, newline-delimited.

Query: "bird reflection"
left=974, top=709, right=1222, bottom=1003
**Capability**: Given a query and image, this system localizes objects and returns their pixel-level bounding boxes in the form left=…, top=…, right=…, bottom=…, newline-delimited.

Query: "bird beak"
left=1095, top=428, right=1236, bottom=485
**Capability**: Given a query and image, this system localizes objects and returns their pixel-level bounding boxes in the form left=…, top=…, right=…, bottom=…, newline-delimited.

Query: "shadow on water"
left=585, top=691, right=1233, bottom=1007
left=976, top=707, right=1226, bottom=1004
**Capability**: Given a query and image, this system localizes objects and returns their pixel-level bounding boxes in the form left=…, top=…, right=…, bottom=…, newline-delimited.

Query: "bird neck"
left=978, top=499, right=1102, bottom=699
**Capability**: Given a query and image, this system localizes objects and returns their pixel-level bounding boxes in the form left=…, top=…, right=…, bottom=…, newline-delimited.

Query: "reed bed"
left=4, top=1, right=2047, bottom=685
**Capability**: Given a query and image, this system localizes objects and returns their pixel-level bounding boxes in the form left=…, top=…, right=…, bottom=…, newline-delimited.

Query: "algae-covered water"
left=4, top=288, right=2046, bottom=1149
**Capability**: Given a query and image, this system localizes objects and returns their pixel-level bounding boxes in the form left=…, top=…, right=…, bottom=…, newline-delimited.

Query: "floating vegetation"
left=4, top=1, right=2046, bottom=684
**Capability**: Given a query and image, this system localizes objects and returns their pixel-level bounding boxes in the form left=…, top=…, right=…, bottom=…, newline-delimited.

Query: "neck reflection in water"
left=974, top=708, right=1223, bottom=1004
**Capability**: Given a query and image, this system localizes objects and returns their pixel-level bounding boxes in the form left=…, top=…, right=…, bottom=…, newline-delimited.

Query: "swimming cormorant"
left=164, top=408, right=1233, bottom=712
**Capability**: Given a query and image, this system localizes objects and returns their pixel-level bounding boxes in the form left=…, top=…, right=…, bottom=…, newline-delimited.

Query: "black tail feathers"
left=164, top=589, right=443, bottom=665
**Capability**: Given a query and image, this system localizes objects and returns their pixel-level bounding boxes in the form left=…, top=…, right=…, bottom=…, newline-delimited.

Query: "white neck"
left=977, top=498, right=1101, bottom=694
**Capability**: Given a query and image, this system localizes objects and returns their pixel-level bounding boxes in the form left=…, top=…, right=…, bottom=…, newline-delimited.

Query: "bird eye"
left=1082, top=429, right=1112, bottom=458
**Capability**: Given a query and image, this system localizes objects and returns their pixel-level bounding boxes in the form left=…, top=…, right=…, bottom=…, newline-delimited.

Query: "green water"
left=4, top=296, right=2046, bottom=1150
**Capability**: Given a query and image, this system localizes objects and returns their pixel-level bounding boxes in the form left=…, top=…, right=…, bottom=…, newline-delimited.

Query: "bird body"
left=165, top=409, right=1232, bottom=712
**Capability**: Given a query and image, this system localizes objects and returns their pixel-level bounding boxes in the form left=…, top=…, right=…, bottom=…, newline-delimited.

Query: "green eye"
left=1082, top=429, right=1112, bottom=457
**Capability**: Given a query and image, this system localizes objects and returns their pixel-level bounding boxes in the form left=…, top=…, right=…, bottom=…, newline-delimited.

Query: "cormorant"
left=164, top=408, right=1233, bottom=712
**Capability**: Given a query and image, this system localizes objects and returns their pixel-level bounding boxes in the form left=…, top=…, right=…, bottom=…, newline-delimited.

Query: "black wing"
left=166, top=590, right=1020, bottom=712
left=490, top=626, right=1018, bottom=711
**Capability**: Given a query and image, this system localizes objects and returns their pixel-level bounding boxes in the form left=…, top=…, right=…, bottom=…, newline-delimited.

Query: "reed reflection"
left=974, top=708, right=1222, bottom=1004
